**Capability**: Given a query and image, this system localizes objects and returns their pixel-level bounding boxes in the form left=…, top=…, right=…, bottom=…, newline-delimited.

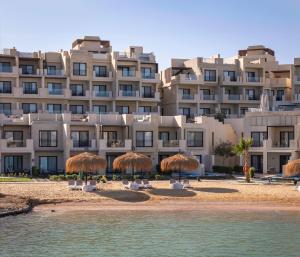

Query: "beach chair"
left=88, top=180, right=97, bottom=191
left=122, top=180, right=130, bottom=189
left=129, top=181, right=139, bottom=190
left=67, top=180, right=76, bottom=190
left=142, top=179, right=152, bottom=189
left=170, top=179, right=176, bottom=185
left=75, top=180, right=83, bottom=190
left=171, top=182, right=184, bottom=189
left=135, top=179, right=143, bottom=189
left=183, top=179, right=192, bottom=188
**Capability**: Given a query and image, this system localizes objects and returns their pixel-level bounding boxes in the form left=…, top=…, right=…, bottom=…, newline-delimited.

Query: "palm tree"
left=233, top=138, right=253, bottom=183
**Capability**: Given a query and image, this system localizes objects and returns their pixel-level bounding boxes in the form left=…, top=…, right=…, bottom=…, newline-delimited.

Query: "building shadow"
left=149, top=189, right=196, bottom=197
left=193, top=187, right=239, bottom=193
left=93, top=190, right=150, bottom=202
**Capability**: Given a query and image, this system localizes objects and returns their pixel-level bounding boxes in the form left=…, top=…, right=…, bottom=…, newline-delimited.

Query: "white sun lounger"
left=183, top=179, right=192, bottom=188
left=129, top=182, right=139, bottom=190
left=122, top=180, right=130, bottom=189
left=134, top=179, right=143, bottom=189
left=68, top=180, right=76, bottom=190
left=170, top=182, right=184, bottom=189
left=87, top=180, right=97, bottom=191
left=142, top=179, right=152, bottom=189
left=75, top=180, right=83, bottom=190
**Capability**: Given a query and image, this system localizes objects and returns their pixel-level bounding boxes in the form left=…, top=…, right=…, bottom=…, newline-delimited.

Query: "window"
left=136, top=131, right=153, bottom=147
left=5, top=131, right=23, bottom=147
left=93, top=105, right=107, bottom=114
left=121, top=67, right=135, bottom=77
left=22, top=103, right=37, bottom=114
left=221, top=108, right=231, bottom=116
left=159, top=132, right=169, bottom=141
left=0, top=62, right=12, bottom=72
left=48, top=83, right=63, bottom=95
left=93, top=66, right=107, bottom=77
left=20, top=65, right=34, bottom=75
left=251, top=132, right=267, bottom=147
left=0, top=81, right=12, bottom=93
left=119, top=84, right=136, bottom=96
left=93, top=85, right=108, bottom=97
left=73, top=62, right=86, bottom=76
left=142, top=86, right=154, bottom=98
left=276, top=90, right=284, bottom=101
left=240, top=107, right=248, bottom=115
left=47, top=104, right=62, bottom=114
left=116, top=106, right=129, bottom=114
left=223, top=71, right=236, bottom=81
left=39, top=156, right=57, bottom=173
left=187, top=131, right=203, bottom=147
left=141, top=67, right=153, bottom=78
left=138, top=106, right=151, bottom=113
left=247, top=71, right=257, bottom=82
left=179, top=88, right=192, bottom=99
left=47, top=66, right=57, bottom=75
left=70, top=84, right=84, bottom=96
left=280, top=131, right=294, bottom=147
left=179, top=107, right=191, bottom=117
left=39, top=131, right=57, bottom=147
left=199, top=108, right=210, bottom=115
left=204, top=70, right=216, bottom=81
left=70, top=105, right=84, bottom=114
left=0, top=103, right=11, bottom=115
left=4, top=156, right=23, bottom=172
left=245, top=89, right=257, bottom=100
left=23, top=82, right=38, bottom=94
left=71, top=131, right=89, bottom=147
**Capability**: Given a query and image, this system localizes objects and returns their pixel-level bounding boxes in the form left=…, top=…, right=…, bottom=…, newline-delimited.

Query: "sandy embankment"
left=0, top=180, right=300, bottom=213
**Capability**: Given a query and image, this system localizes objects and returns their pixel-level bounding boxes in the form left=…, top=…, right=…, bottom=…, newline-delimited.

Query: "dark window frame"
left=187, top=131, right=203, bottom=147
left=73, top=62, right=87, bottom=76
left=39, top=156, right=58, bottom=173
left=39, top=130, right=58, bottom=147
left=136, top=131, right=153, bottom=147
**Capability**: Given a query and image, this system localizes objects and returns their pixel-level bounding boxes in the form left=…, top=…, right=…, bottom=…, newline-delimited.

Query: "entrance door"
left=251, top=155, right=263, bottom=173
left=279, top=155, right=290, bottom=174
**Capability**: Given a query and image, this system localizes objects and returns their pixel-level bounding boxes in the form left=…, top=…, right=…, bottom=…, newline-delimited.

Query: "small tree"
left=233, top=138, right=253, bottom=183
left=214, top=141, right=235, bottom=165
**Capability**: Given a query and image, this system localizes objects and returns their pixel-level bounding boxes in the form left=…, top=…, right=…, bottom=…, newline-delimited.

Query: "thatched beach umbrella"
left=283, top=159, right=300, bottom=177
left=112, top=152, right=152, bottom=179
left=66, top=152, right=107, bottom=183
left=160, top=153, right=199, bottom=181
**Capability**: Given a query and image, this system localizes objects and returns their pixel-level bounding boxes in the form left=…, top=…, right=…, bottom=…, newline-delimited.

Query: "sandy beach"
left=1, top=179, right=300, bottom=214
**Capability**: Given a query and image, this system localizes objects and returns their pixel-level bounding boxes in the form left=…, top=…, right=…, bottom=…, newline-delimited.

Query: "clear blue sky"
left=1, top=0, right=300, bottom=69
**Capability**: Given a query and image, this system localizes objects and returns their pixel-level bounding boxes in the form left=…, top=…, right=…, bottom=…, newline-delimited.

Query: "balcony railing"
left=48, top=88, right=64, bottom=95
left=203, top=94, right=215, bottom=100
left=246, top=77, right=261, bottom=83
left=0, top=66, right=12, bottom=72
left=121, top=70, right=136, bottom=77
left=72, top=140, right=91, bottom=148
left=107, top=140, right=125, bottom=148
left=162, top=140, right=179, bottom=147
left=23, top=89, right=38, bottom=94
left=181, top=94, right=195, bottom=100
left=119, top=90, right=138, bottom=97
left=46, top=69, right=64, bottom=76
left=141, top=73, right=156, bottom=79
left=295, top=75, right=300, bottom=82
left=252, top=141, right=264, bottom=147
left=6, top=140, right=26, bottom=147
left=93, top=90, right=111, bottom=97
left=228, top=94, right=240, bottom=100
left=142, top=92, right=155, bottom=98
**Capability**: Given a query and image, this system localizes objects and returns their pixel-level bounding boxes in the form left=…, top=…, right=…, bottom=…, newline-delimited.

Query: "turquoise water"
left=1, top=209, right=300, bottom=257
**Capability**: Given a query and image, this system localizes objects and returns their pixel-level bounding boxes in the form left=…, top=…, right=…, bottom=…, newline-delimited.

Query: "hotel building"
left=0, top=36, right=300, bottom=175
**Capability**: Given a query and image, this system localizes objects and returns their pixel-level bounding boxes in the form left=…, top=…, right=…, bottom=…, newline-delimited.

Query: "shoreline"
left=34, top=199, right=300, bottom=213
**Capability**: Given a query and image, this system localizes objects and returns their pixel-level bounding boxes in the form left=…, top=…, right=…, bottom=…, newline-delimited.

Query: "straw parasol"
left=283, top=159, right=300, bottom=177
left=66, top=152, right=107, bottom=183
left=112, top=152, right=152, bottom=179
left=160, top=153, right=199, bottom=181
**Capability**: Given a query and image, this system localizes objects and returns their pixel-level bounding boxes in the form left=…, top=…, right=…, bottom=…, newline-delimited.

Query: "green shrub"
left=58, top=175, right=67, bottom=181
left=212, top=166, right=233, bottom=174
left=249, top=167, right=255, bottom=178
left=155, top=174, right=168, bottom=180
left=133, top=175, right=141, bottom=180
left=66, top=174, right=78, bottom=180
left=233, top=165, right=243, bottom=173
left=112, top=174, right=120, bottom=181
left=32, top=166, right=40, bottom=177
left=49, top=175, right=59, bottom=181
left=100, top=175, right=107, bottom=183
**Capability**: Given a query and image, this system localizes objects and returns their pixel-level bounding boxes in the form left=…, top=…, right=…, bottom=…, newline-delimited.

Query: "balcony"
left=71, top=139, right=97, bottom=151
left=19, top=68, right=42, bottom=76
left=199, top=94, right=218, bottom=102
left=294, top=75, right=300, bottom=84
left=116, top=70, right=140, bottom=81
left=172, top=74, right=204, bottom=84
left=178, top=93, right=198, bottom=102
left=294, top=93, right=300, bottom=103
left=157, top=139, right=186, bottom=152
left=93, top=53, right=109, bottom=60
left=0, top=66, right=18, bottom=77
left=92, top=90, right=112, bottom=98
left=93, top=71, right=113, bottom=81
left=99, top=139, right=132, bottom=152
left=0, top=139, right=33, bottom=153
left=266, top=139, right=298, bottom=150
left=141, top=72, right=160, bottom=83
left=222, top=75, right=243, bottom=85
left=244, top=95, right=260, bottom=102
left=141, top=91, right=160, bottom=101
left=223, top=94, right=242, bottom=102
left=244, top=76, right=264, bottom=84
left=118, top=90, right=139, bottom=98
left=39, top=88, right=70, bottom=98
left=44, top=69, right=65, bottom=77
